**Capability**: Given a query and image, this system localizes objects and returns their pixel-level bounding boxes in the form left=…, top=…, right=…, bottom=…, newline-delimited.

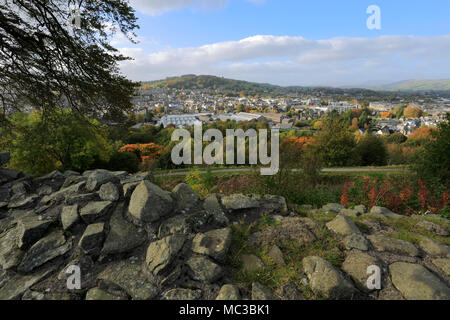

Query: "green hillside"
left=383, top=79, right=450, bottom=91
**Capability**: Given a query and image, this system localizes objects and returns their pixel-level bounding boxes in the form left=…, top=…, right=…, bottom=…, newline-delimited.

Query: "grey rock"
left=354, top=205, right=367, bottom=215
left=302, top=256, right=355, bottom=299
left=99, top=182, right=121, bottom=202
left=370, top=206, right=403, bottom=218
left=216, top=284, right=240, bottom=300
left=0, top=227, right=24, bottom=270
left=98, top=258, right=159, bottom=300
left=415, top=220, right=449, bottom=236
left=390, top=262, right=450, bottom=300
left=18, top=231, right=71, bottom=273
left=203, top=194, right=229, bottom=226
left=339, top=208, right=361, bottom=218
left=78, top=223, right=105, bottom=255
left=326, top=215, right=361, bottom=236
left=16, top=216, right=52, bottom=249
left=267, top=245, right=285, bottom=266
left=187, top=255, right=223, bottom=283
left=7, top=194, right=38, bottom=209
left=101, top=203, right=145, bottom=256
left=86, top=169, right=118, bottom=192
left=341, top=251, right=382, bottom=292
left=65, top=192, right=98, bottom=205
left=191, top=228, right=232, bottom=262
left=251, top=282, right=277, bottom=300
left=146, top=235, right=186, bottom=276
left=128, top=181, right=173, bottom=223
left=0, top=267, right=55, bottom=300
left=79, top=201, right=113, bottom=224
left=322, top=203, right=344, bottom=213
left=368, top=234, right=420, bottom=257
left=418, top=238, right=450, bottom=257
left=343, top=234, right=370, bottom=251
left=41, top=181, right=85, bottom=204
left=85, top=287, right=127, bottom=300
left=172, top=183, right=200, bottom=210
left=163, top=288, right=202, bottom=300
left=432, top=258, right=450, bottom=276
left=221, top=194, right=259, bottom=210
left=241, top=254, right=265, bottom=272
left=122, top=182, right=140, bottom=199
left=61, top=205, right=79, bottom=231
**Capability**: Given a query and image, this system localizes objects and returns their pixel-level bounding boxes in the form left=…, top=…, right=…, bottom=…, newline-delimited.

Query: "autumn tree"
left=403, top=106, right=423, bottom=118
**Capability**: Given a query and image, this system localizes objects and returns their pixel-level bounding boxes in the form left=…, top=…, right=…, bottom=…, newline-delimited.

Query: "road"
left=154, top=167, right=408, bottom=177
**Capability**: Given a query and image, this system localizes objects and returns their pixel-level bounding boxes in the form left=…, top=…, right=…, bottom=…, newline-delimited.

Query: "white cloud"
left=118, top=34, right=450, bottom=86
left=129, top=0, right=227, bottom=15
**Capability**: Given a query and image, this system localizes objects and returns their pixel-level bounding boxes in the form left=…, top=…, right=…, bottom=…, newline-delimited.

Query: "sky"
left=114, top=0, right=450, bottom=87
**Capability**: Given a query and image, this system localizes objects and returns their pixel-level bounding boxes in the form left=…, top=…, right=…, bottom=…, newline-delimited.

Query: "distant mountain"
left=378, top=79, right=450, bottom=91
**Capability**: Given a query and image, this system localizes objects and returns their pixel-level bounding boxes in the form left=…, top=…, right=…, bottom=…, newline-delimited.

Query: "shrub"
left=106, top=151, right=140, bottom=173
left=354, top=134, right=387, bottom=166
left=385, top=132, right=407, bottom=144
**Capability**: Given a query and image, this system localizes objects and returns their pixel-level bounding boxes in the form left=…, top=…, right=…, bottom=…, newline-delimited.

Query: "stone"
left=0, top=168, right=22, bottom=182
left=432, top=258, right=450, bottom=276
left=12, top=181, right=31, bottom=195
left=65, top=192, right=98, bottom=205
left=97, top=258, right=159, bottom=300
left=339, top=208, right=361, bottom=218
left=18, top=231, right=71, bottom=273
left=57, top=255, right=95, bottom=290
left=37, top=185, right=53, bottom=196
left=203, top=194, right=229, bottom=226
left=370, top=206, right=403, bottom=218
left=146, top=235, right=186, bottom=276
left=101, top=204, right=145, bottom=256
left=78, top=223, right=105, bottom=255
left=0, top=152, right=10, bottom=166
left=241, top=254, right=265, bottom=272
left=61, top=205, right=79, bottom=231
left=251, top=282, right=277, bottom=300
left=172, top=183, right=200, bottom=210
left=302, top=256, right=355, bottom=299
left=354, top=205, right=367, bottom=215
left=158, top=212, right=210, bottom=238
left=221, top=194, right=259, bottom=210
left=277, top=283, right=304, bottom=300
left=99, top=182, right=121, bottom=202
left=122, top=182, right=140, bottom=199
left=79, top=201, right=113, bottom=224
left=216, top=284, right=240, bottom=300
left=8, top=194, right=39, bottom=209
left=61, top=175, right=86, bottom=189
left=191, top=228, right=232, bottom=262
left=389, top=262, right=450, bottom=300
left=163, top=288, right=202, bottom=300
left=418, top=238, right=450, bottom=257
left=0, top=267, right=55, bottom=300
left=368, top=234, right=420, bottom=257
left=342, top=234, right=370, bottom=251
left=187, top=255, right=223, bottom=283
left=128, top=180, right=173, bottom=223
left=41, top=181, right=85, bottom=204
left=415, top=220, right=449, bottom=236
left=85, top=287, right=127, bottom=300
left=341, top=251, right=381, bottom=292
left=267, top=245, right=285, bottom=266
left=86, top=169, right=118, bottom=191
left=16, top=216, right=52, bottom=249
left=326, top=215, right=361, bottom=236
left=322, top=203, right=344, bottom=213
left=259, top=195, right=288, bottom=216
left=0, top=227, right=24, bottom=270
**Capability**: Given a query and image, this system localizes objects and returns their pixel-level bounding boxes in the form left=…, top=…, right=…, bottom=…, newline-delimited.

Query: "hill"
left=381, top=79, right=450, bottom=91
left=141, top=74, right=280, bottom=92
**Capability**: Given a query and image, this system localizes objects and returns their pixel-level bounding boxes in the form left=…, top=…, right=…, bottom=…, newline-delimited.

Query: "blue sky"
left=116, top=0, right=450, bottom=86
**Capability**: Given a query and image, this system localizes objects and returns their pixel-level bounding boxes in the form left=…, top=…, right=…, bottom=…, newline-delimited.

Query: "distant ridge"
left=140, top=75, right=450, bottom=92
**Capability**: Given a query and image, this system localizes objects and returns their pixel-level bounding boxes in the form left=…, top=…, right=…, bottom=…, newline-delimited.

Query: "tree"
left=0, top=1, right=139, bottom=125
left=316, top=118, right=357, bottom=167
left=354, top=134, right=387, bottom=166
left=1, top=110, right=111, bottom=174
left=413, top=113, right=450, bottom=187
left=403, top=106, right=423, bottom=118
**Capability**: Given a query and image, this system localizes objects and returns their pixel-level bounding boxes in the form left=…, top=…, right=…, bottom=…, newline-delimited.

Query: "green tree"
left=316, top=118, right=356, bottom=167
left=354, top=134, right=387, bottom=166
left=2, top=111, right=111, bottom=174
left=413, top=113, right=450, bottom=187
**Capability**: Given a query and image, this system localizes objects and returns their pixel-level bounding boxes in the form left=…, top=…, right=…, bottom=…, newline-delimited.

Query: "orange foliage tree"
left=403, top=106, right=423, bottom=118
